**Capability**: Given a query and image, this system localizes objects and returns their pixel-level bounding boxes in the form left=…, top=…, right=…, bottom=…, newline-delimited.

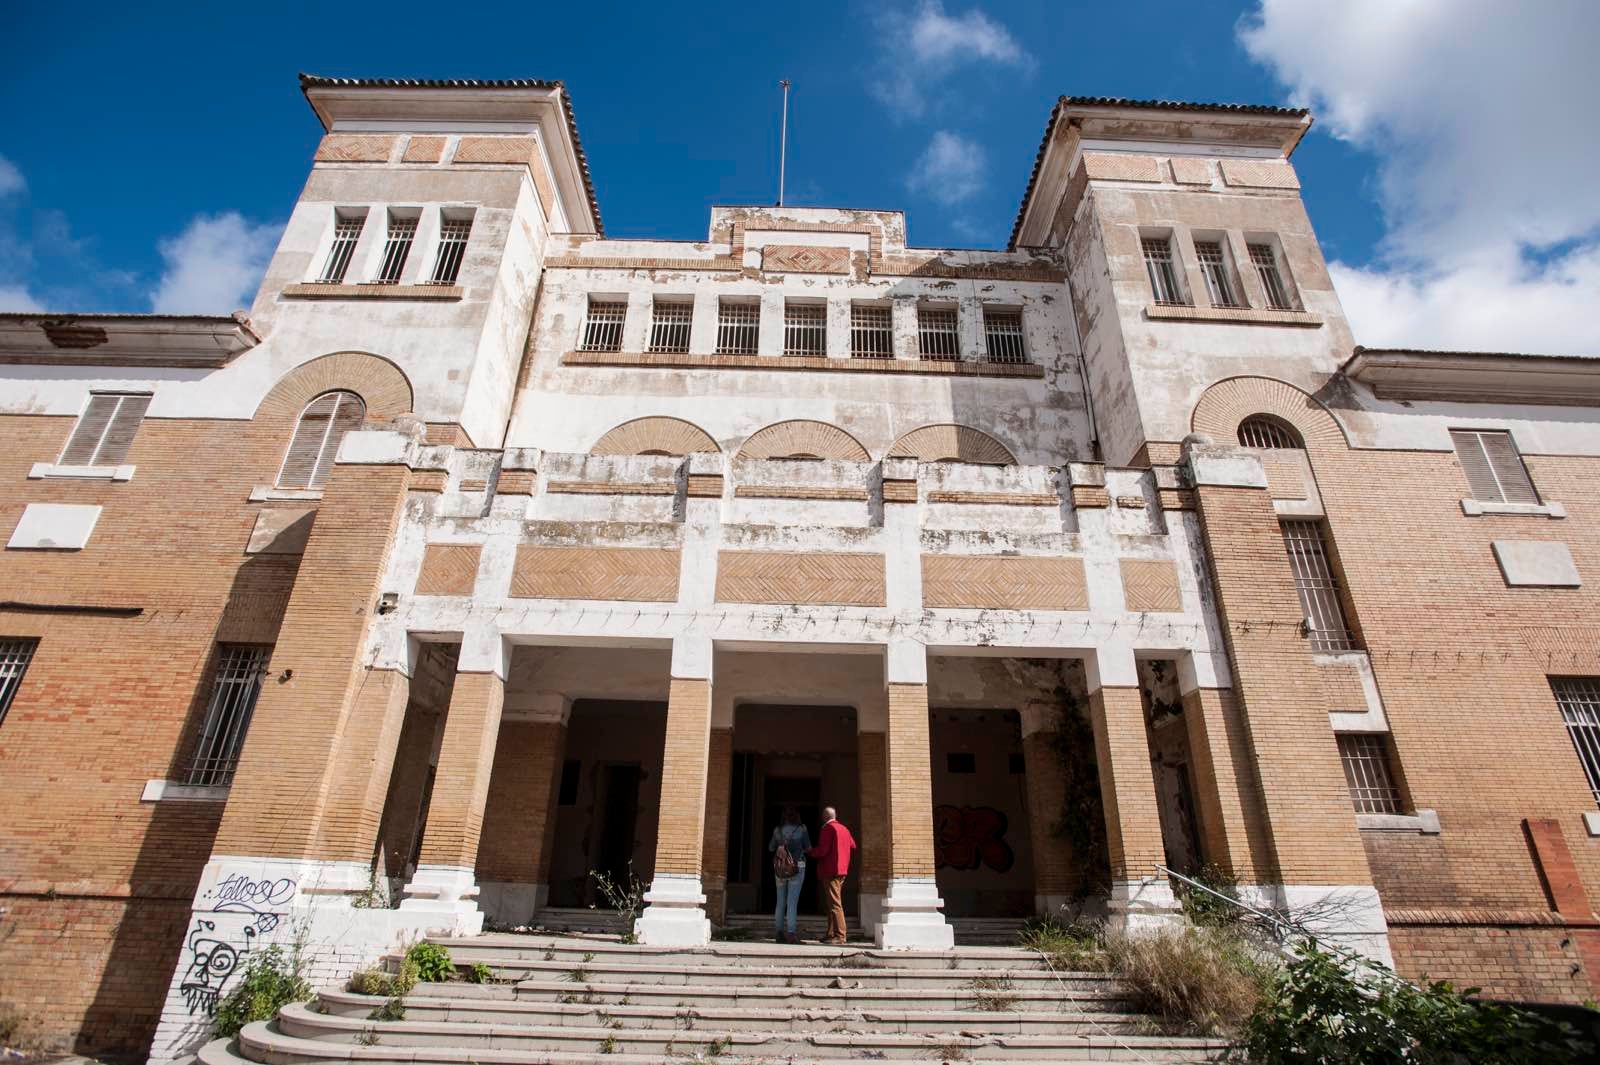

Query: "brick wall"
left=857, top=732, right=890, bottom=897
left=700, top=728, right=734, bottom=921
left=885, top=685, right=936, bottom=880
left=653, top=679, right=712, bottom=876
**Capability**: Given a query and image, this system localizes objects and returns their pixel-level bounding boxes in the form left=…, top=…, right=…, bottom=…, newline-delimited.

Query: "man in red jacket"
left=806, top=806, right=857, bottom=944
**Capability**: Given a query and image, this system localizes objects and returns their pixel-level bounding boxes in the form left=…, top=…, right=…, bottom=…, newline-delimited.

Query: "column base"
left=875, top=878, right=954, bottom=950
left=1107, top=877, right=1181, bottom=934
left=635, top=873, right=710, bottom=946
left=398, top=864, right=485, bottom=934
left=858, top=890, right=885, bottom=933
left=478, top=881, right=544, bottom=929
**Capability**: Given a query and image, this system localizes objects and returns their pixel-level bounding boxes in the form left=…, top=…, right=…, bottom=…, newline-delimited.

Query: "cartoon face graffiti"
left=179, top=920, right=241, bottom=1016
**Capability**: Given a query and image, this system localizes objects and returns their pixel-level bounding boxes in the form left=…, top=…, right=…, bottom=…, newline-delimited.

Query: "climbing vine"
left=1041, top=682, right=1109, bottom=895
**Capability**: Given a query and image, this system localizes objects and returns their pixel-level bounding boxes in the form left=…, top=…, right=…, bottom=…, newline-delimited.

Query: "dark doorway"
left=759, top=775, right=822, bottom=915
left=594, top=764, right=642, bottom=894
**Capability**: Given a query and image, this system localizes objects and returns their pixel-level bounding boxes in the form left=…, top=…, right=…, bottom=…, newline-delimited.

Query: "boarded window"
left=1450, top=429, right=1538, bottom=504
left=186, top=644, right=271, bottom=787
left=60, top=393, right=152, bottom=466
left=1337, top=734, right=1403, bottom=814
left=278, top=391, right=366, bottom=490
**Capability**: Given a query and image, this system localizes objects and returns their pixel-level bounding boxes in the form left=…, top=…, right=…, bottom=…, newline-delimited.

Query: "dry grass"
left=1101, top=925, right=1273, bottom=1036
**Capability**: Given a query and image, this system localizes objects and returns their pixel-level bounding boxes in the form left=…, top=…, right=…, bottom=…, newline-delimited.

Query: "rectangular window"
left=578, top=298, right=627, bottom=352
left=1194, top=240, right=1240, bottom=308
left=1337, top=734, right=1403, bottom=814
left=1248, top=242, right=1294, bottom=310
left=648, top=300, right=693, bottom=354
left=374, top=210, right=418, bottom=284
left=428, top=213, right=473, bottom=285
left=1449, top=429, right=1539, bottom=504
left=185, top=644, right=271, bottom=788
left=850, top=304, right=893, bottom=359
left=1142, top=236, right=1185, bottom=305
left=783, top=301, right=826, bottom=356
left=1281, top=520, right=1359, bottom=651
left=1554, top=678, right=1600, bottom=806
left=60, top=393, right=152, bottom=466
left=918, top=306, right=960, bottom=360
left=983, top=309, right=1027, bottom=364
left=0, top=639, right=37, bottom=728
left=715, top=300, right=759, bottom=355
left=319, top=210, right=366, bottom=283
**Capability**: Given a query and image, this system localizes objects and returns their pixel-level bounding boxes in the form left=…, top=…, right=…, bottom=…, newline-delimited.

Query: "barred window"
left=0, top=639, right=37, bottom=728
left=319, top=210, right=366, bottom=283
left=715, top=300, right=759, bottom=355
left=850, top=304, right=893, bottom=359
left=1194, top=241, right=1240, bottom=308
left=1553, top=678, right=1600, bottom=806
left=1141, top=236, right=1185, bottom=305
left=428, top=213, right=473, bottom=285
left=374, top=210, right=419, bottom=284
left=1281, top=520, right=1359, bottom=651
left=1238, top=415, right=1304, bottom=450
left=1248, top=243, right=1294, bottom=311
left=579, top=298, right=626, bottom=352
left=1337, top=734, right=1403, bottom=814
left=186, top=644, right=271, bottom=787
left=648, top=300, right=693, bottom=354
left=277, top=390, right=366, bottom=490
left=983, top=309, right=1027, bottom=364
left=1449, top=429, right=1538, bottom=505
left=783, top=302, right=826, bottom=356
left=60, top=393, right=152, bottom=466
left=918, top=306, right=960, bottom=360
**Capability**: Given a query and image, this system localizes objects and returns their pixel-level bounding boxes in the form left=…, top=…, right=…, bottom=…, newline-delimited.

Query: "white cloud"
left=871, top=1, right=1033, bottom=119
left=907, top=130, right=987, bottom=206
left=0, top=285, right=44, bottom=312
left=149, top=212, right=280, bottom=314
left=0, top=156, right=24, bottom=199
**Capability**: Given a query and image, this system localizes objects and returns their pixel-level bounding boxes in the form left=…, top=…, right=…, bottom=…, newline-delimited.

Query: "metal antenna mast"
left=777, top=80, right=791, bottom=206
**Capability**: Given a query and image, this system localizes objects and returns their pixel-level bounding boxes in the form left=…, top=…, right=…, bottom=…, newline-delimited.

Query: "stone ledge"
left=562, top=351, right=1045, bottom=378
left=1461, top=498, right=1566, bottom=519
left=1384, top=907, right=1594, bottom=929
left=281, top=282, right=464, bottom=300
left=1144, top=304, right=1321, bottom=327
left=28, top=462, right=136, bottom=482
left=1356, top=809, right=1440, bottom=835
left=249, top=486, right=325, bottom=502
left=141, top=779, right=229, bottom=803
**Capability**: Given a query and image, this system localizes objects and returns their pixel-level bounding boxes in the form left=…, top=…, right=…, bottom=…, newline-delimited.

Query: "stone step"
left=428, top=933, right=1048, bottom=970
left=513, top=908, right=629, bottom=934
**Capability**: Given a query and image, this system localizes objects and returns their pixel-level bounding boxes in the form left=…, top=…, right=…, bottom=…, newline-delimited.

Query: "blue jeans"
left=774, top=871, right=804, bottom=934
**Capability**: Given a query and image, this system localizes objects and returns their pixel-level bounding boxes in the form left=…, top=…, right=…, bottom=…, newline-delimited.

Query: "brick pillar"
left=1020, top=701, right=1077, bottom=913
left=1087, top=647, right=1176, bottom=931
left=477, top=691, right=568, bottom=927
left=856, top=728, right=890, bottom=930
left=700, top=726, right=734, bottom=925
left=315, top=667, right=411, bottom=866
left=877, top=641, right=953, bottom=949
left=635, top=637, right=713, bottom=945
left=1179, top=679, right=1268, bottom=881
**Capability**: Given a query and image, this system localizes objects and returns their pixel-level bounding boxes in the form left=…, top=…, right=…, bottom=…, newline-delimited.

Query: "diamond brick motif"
left=762, top=244, right=851, bottom=275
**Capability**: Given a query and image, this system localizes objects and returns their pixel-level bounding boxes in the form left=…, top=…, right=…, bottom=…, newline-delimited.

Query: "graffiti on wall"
left=179, top=874, right=298, bottom=1015
left=934, top=805, right=1014, bottom=873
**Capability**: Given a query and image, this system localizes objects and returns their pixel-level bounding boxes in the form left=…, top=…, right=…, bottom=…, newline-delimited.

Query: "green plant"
left=348, top=958, right=418, bottom=998
left=703, top=1035, right=730, bottom=1056
left=350, top=863, right=388, bottom=909
left=212, top=945, right=313, bottom=1039
left=589, top=863, right=646, bottom=943
left=565, top=966, right=591, bottom=983
left=599, top=1034, right=618, bottom=1054
left=0, top=1002, right=29, bottom=1049
left=1235, top=940, right=1587, bottom=1064
left=1018, top=914, right=1105, bottom=971
left=466, top=962, right=494, bottom=984
left=1039, top=684, right=1109, bottom=891
left=406, top=940, right=454, bottom=982
left=1174, top=863, right=1246, bottom=930
left=931, top=1040, right=969, bottom=1061
left=1102, top=925, right=1271, bottom=1036
left=367, top=997, right=406, bottom=1022
left=356, top=1030, right=379, bottom=1047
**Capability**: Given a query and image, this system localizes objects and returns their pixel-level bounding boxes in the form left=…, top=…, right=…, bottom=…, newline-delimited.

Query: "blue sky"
left=2, top=2, right=1595, bottom=353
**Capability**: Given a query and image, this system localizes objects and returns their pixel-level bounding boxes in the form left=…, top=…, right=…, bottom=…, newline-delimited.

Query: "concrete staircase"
left=199, top=932, right=1229, bottom=1064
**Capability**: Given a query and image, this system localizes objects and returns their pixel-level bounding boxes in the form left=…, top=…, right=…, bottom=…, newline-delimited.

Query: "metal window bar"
left=918, top=307, right=960, bottom=360
left=1449, top=429, right=1539, bottom=505
left=319, top=214, right=365, bottom=283
left=1280, top=520, right=1359, bottom=651
left=579, top=300, right=627, bottom=352
left=983, top=310, right=1027, bottom=364
left=185, top=645, right=271, bottom=787
left=649, top=301, right=693, bottom=353
left=1141, top=237, right=1185, bottom=305
left=1248, top=243, right=1293, bottom=310
left=0, top=639, right=37, bottom=728
left=1337, top=734, right=1403, bottom=814
left=783, top=303, right=826, bottom=356
left=60, top=393, right=152, bottom=466
left=715, top=301, right=760, bottom=355
left=1553, top=678, right=1600, bottom=806
left=1238, top=416, right=1303, bottom=449
left=428, top=217, right=473, bottom=284
left=850, top=305, right=893, bottom=358
left=374, top=215, right=418, bottom=284
left=1195, top=241, right=1240, bottom=308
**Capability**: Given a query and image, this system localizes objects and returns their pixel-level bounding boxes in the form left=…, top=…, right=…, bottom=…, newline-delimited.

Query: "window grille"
left=715, top=301, right=760, bottom=355
left=1248, top=243, right=1294, bottom=310
left=850, top=304, right=893, bottom=359
left=1194, top=241, right=1240, bottom=308
left=983, top=309, right=1027, bottom=364
left=185, top=644, right=270, bottom=787
left=648, top=300, right=693, bottom=354
left=1337, top=734, right=1403, bottom=814
left=1238, top=415, right=1303, bottom=450
left=277, top=390, right=366, bottom=490
left=319, top=212, right=365, bottom=283
left=579, top=299, right=626, bottom=352
left=1280, top=520, right=1359, bottom=651
left=374, top=213, right=418, bottom=284
left=1142, top=237, right=1185, bottom=305
left=0, top=639, right=37, bottom=728
left=60, top=393, right=152, bottom=466
left=918, top=306, right=960, bottom=360
left=1553, top=678, right=1600, bottom=806
left=1449, top=429, right=1539, bottom=504
left=428, top=215, right=473, bottom=285
left=783, top=302, right=826, bottom=356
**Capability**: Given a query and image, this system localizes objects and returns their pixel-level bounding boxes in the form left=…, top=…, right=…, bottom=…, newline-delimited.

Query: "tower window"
left=60, top=393, right=152, bottom=466
left=428, top=212, right=473, bottom=285
left=1238, top=415, right=1304, bottom=450
left=1449, top=429, right=1538, bottom=505
left=1248, top=242, right=1295, bottom=311
left=1141, top=236, right=1185, bottom=305
left=850, top=304, right=893, bottom=359
left=1194, top=240, right=1241, bottom=308
left=278, top=390, right=366, bottom=490
left=373, top=210, right=419, bottom=284
left=918, top=305, right=960, bottom=360
left=1553, top=678, right=1600, bottom=806
left=318, top=210, right=366, bottom=283
left=783, top=301, right=826, bottom=356
left=1281, top=519, right=1359, bottom=651
left=186, top=644, right=271, bottom=788
left=579, top=298, right=626, bottom=352
left=0, top=639, right=38, bottom=729
left=983, top=309, right=1027, bottom=364
left=648, top=300, right=693, bottom=354
left=715, top=299, right=760, bottom=355
left=1337, top=734, right=1403, bottom=814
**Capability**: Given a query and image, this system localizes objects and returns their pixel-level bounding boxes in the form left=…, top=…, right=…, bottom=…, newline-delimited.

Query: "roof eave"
left=0, top=312, right=260, bottom=369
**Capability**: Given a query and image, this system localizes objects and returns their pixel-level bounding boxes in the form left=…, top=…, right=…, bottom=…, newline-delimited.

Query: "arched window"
left=1237, top=415, right=1303, bottom=450
left=278, top=390, right=366, bottom=489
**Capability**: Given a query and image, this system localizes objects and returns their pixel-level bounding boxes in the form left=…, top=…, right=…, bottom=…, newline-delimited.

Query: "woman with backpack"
left=768, top=804, right=811, bottom=943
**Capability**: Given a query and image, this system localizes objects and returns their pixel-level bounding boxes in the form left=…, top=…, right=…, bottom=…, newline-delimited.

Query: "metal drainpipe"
left=1062, top=270, right=1101, bottom=462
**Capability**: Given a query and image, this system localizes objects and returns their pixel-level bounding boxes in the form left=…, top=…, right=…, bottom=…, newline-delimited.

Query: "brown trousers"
left=824, top=875, right=847, bottom=943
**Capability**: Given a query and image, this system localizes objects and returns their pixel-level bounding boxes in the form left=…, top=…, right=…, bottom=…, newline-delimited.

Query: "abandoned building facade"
left=2, top=76, right=1599, bottom=1060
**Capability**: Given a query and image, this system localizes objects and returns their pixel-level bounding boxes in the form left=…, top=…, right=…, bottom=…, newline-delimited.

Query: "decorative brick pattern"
left=857, top=731, right=890, bottom=896
left=926, top=490, right=1058, bottom=506
left=882, top=479, right=917, bottom=503
left=510, top=546, right=681, bottom=602
left=738, top=420, right=870, bottom=461
left=1120, top=559, right=1183, bottom=612
left=547, top=480, right=675, bottom=496
left=733, top=485, right=869, bottom=501
left=654, top=678, right=712, bottom=875
left=715, top=551, right=886, bottom=606
left=402, top=136, right=446, bottom=163
left=591, top=416, right=720, bottom=456
left=496, top=470, right=537, bottom=495
left=478, top=721, right=566, bottom=884
left=1169, top=157, right=1212, bottom=185
left=453, top=135, right=537, bottom=165
left=762, top=244, right=851, bottom=274
left=417, top=671, right=505, bottom=869
left=885, top=684, right=937, bottom=879
left=1088, top=686, right=1166, bottom=880
left=686, top=474, right=724, bottom=498
left=1220, top=159, right=1301, bottom=189
left=1082, top=152, right=1162, bottom=182
left=415, top=544, right=481, bottom=596
left=922, top=556, right=1087, bottom=611
left=253, top=351, right=414, bottom=427
left=408, top=470, right=448, bottom=493
left=562, top=350, right=1046, bottom=379
left=314, top=134, right=395, bottom=163
left=700, top=727, right=734, bottom=922
left=1190, top=376, right=1347, bottom=452
left=1071, top=485, right=1111, bottom=508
